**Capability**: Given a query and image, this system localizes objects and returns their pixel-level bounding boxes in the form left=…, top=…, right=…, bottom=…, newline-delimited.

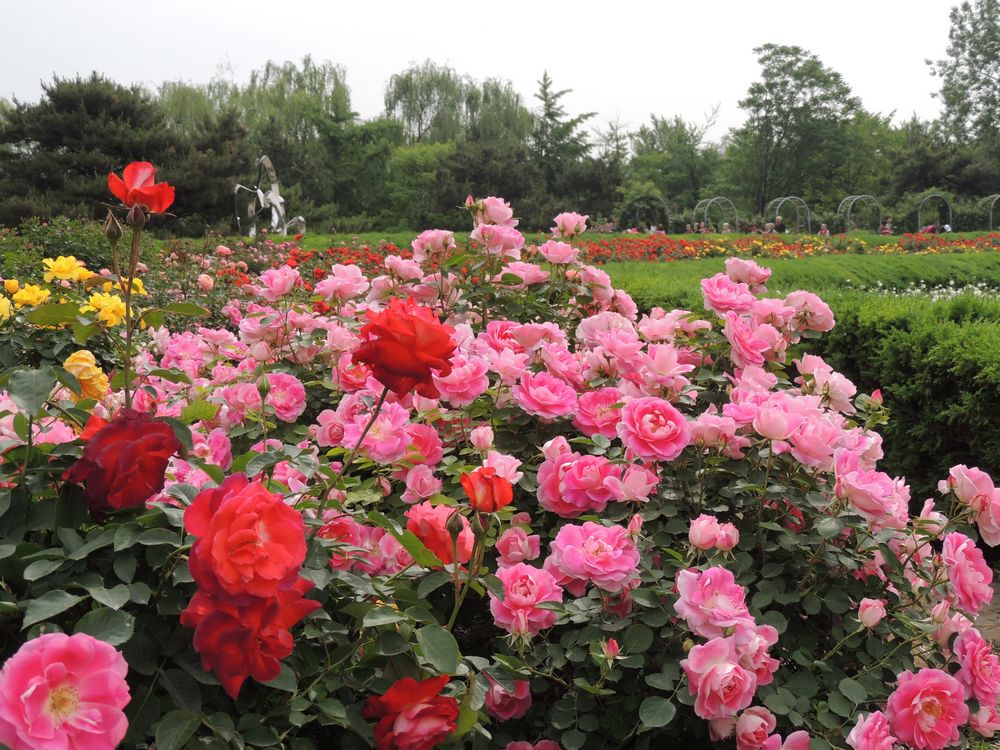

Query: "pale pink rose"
left=197, top=273, right=214, bottom=291
left=513, top=321, right=566, bottom=351
left=496, top=527, right=542, bottom=567
left=484, top=451, right=523, bottom=484
left=954, top=627, right=1000, bottom=704
left=401, top=465, right=443, bottom=504
left=674, top=567, right=754, bottom=639
left=433, top=354, right=489, bottom=407
left=512, top=371, right=577, bottom=421
left=404, top=423, right=444, bottom=467
left=378, top=533, right=415, bottom=574
left=724, top=313, right=781, bottom=370
left=846, top=711, right=897, bottom=750
left=578, top=264, right=614, bottom=303
left=477, top=196, right=518, bottom=227
left=216, top=244, right=233, bottom=256
left=470, top=426, right=494, bottom=451
left=733, top=624, right=779, bottom=686
left=500, top=261, right=550, bottom=285
left=219, top=382, right=263, bottom=423
left=265, top=372, right=307, bottom=422
left=485, top=347, right=529, bottom=385
left=917, top=498, right=948, bottom=537
left=938, top=464, right=995, bottom=513
left=314, top=264, right=370, bottom=301
left=256, top=265, right=300, bottom=301
left=536, top=450, right=583, bottom=517
left=751, top=298, right=795, bottom=329
left=548, top=522, right=639, bottom=593
left=343, top=401, right=411, bottom=464
left=701, top=273, right=756, bottom=316
left=784, top=290, right=835, bottom=333
left=970, top=705, right=1000, bottom=737
left=617, top=396, right=691, bottom=461
left=575, top=311, right=635, bottom=345
left=977, top=492, right=1000, bottom=547
left=554, top=455, right=622, bottom=516
left=0, top=633, right=130, bottom=750
left=886, top=668, right=968, bottom=750
left=942, top=531, right=994, bottom=616
left=411, top=229, right=456, bottom=263
left=835, top=454, right=909, bottom=529
left=383, top=254, right=423, bottom=281
left=541, top=435, right=573, bottom=461
left=715, top=523, right=740, bottom=551
left=471, top=223, right=524, bottom=260
left=311, top=409, right=346, bottom=447
left=763, top=732, right=811, bottom=750
left=551, top=212, right=588, bottom=238
left=604, top=464, right=659, bottom=503
left=689, top=514, right=722, bottom=550
left=680, top=636, right=757, bottom=720
left=484, top=676, right=531, bottom=720
left=858, top=598, right=888, bottom=628
left=691, top=410, right=748, bottom=458
left=538, top=240, right=579, bottom=265
left=736, top=706, right=776, bottom=750
left=725, top=257, right=772, bottom=292
left=489, top=563, right=563, bottom=636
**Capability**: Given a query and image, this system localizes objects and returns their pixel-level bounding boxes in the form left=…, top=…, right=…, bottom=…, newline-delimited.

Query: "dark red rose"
left=352, top=297, right=456, bottom=398
left=62, top=409, right=179, bottom=515
left=108, top=161, right=175, bottom=213
left=180, top=578, right=320, bottom=698
left=363, top=675, right=459, bottom=750
left=460, top=466, right=513, bottom=512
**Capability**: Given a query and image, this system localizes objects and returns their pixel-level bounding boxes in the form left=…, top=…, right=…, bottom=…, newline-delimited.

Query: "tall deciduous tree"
left=630, top=113, right=720, bottom=210
left=384, top=61, right=469, bottom=145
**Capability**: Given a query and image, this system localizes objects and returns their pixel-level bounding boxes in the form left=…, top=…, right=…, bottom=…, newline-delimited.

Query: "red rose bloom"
left=180, top=578, right=320, bottom=698
left=107, top=161, right=175, bottom=213
left=62, top=409, right=179, bottom=515
left=352, top=297, right=456, bottom=398
left=185, top=474, right=307, bottom=599
left=363, top=676, right=459, bottom=750
left=404, top=501, right=474, bottom=567
left=461, top=467, right=514, bottom=512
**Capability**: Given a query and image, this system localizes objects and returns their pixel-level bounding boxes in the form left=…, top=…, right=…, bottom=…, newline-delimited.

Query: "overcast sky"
left=3, top=0, right=955, bottom=140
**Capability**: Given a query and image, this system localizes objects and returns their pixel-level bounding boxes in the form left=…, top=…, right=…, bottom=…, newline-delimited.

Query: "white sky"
left=4, top=0, right=954, bottom=141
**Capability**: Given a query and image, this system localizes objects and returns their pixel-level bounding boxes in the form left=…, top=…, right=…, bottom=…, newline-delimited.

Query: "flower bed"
left=0, top=179, right=999, bottom=750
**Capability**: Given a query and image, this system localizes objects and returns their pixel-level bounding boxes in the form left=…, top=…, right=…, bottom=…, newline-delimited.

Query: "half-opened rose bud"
left=461, top=466, right=514, bottom=513
left=858, top=598, right=887, bottom=628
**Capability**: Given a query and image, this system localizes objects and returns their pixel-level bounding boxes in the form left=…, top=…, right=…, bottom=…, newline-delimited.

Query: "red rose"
left=404, top=501, right=473, bottom=567
left=461, top=467, right=513, bottom=512
left=363, top=676, right=459, bottom=750
left=185, top=475, right=307, bottom=599
left=62, top=409, right=179, bottom=515
left=107, top=161, right=175, bottom=213
left=180, top=578, right=320, bottom=698
left=352, top=297, right=456, bottom=398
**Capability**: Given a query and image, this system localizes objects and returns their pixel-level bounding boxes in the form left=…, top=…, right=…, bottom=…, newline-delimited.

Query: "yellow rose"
left=43, top=256, right=91, bottom=283
left=12, top=284, right=51, bottom=308
left=102, top=277, right=147, bottom=296
left=63, top=350, right=109, bottom=401
left=81, top=292, right=127, bottom=327
left=0, top=296, right=11, bottom=321
left=3, top=279, right=19, bottom=294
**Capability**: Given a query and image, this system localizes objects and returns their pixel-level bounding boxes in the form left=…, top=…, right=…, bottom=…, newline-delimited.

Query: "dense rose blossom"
left=512, top=371, right=577, bottom=420
left=938, top=464, right=995, bottom=512
left=0, top=633, right=130, bottom=750
left=405, top=501, right=473, bottom=566
left=701, top=274, right=756, bottom=315
left=489, top=563, right=563, bottom=636
left=353, top=297, right=456, bottom=398
left=725, top=257, right=772, bottom=292
left=484, top=676, right=532, bottom=720
left=784, top=290, right=835, bottom=333
left=63, top=408, right=179, bottom=515
left=461, top=466, right=514, bottom=512
left=835, top=451, right=908, bottom=528
left=401, top=465, right=442, bottom=504
left=185, top=474, right=307, bottom=599
left=315, top=264, right=370, bottom=301
left=736, top=706, right=776, bottom=750
left=573, top=387, right=623, bottom=438
left=547, top=522, right=639, bottom=593
left=181, top=578, right=320, bottom=698
left=319, top=512, right=385, bottom=572
left=404, top=423, right=444, bottom=467
left=473, top=196, right=518, bottom=227
left=846, top=711, right=897, bottom=750
left=265, top=372, right=307, bottom=421
left=681, top=636, right=757, bottom=720
left=688, top=514, right=738, bottom=551
left=551, top=212, right=588, bottom=238
left=886, top=668, right=968, bottom=750
left=954, top=627, right=1000, bottom=704
left=363, top=676, right=458, bottom=750
left=733, top=624, right=780, bottom=686
left=107, top=160, right=174, bottom=212
left=554, top=455, right=621, bottom=516
left=496, top=527, right=541, bottom=567
left=433, top=354, right=489, bottom=406
left=471, top=224, right=524, bottom=259
left=674, top=567, right=754, bottom=639
left=617, top=396, right=691, bottom=461
left=858, top=598, right=888, bottom=628
left=538, top=240, right=579, bottom=264
left=604, top=464, right=659, bottom=503
left=342, top=400, right=412, bottom=464
left=942, top=531, right=994, bottom=615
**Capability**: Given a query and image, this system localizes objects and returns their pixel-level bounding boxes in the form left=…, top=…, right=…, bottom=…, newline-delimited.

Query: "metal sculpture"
left=692, top=197, right=741, bottom=231
left=765, top=196, right=811, bottom=232
left=984, top=194, right=1000, bottom=231
left=836, top=195, right=883, bottom=232
left=233, top=154, right=306, bottom=237
left=916, top=193, right=954, bottom=232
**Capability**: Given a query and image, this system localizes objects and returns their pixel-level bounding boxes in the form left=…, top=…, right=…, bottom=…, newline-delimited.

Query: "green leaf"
left=7, top=367, right=57, bottom=416
left=639, top=696, right=676, bottom=728
left=815, top=516, right=845, bottom=539
left=416, top=571, right=452, bottom=599
left=74, top=607, right=135, bottom=646
left=839, top=677, right=868, bottom=704
left=144, top=368, right=193, bottom=384
left=262, top=662, right=297, bottom=693
left=161, top=668, right=202, bottom=712
left=623, top=623, right=654, bottom=653
left=155, top=709, right=202, bottom=750
left=180, top=399, right=220, bottom=425
left=136, top=528, right=180, bottom=546
left=22, top=589, right=83, bottom=628
left=415, top=625, right=460, bottom=674
left=363, top=606, right=404, bottom=627
left=561, top=729, right=587, bottom=750
left=25, top=303, right=81, bottom=326
left=23, top=558, right=65, bottom=581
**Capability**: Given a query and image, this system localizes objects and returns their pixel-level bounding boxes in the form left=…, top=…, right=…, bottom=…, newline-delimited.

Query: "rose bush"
left=0, top=174, right=998, bottom=749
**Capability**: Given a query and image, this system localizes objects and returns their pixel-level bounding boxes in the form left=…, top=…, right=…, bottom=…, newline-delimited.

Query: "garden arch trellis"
left=984, top=194, right=1000, bottom=231
left=692, top=197, right=741, bottom=231
left=765, top=196, right=811, bottom=232
left=836, top=195, right=883, bottom=232
left=916, top=193, right=953, bottom=232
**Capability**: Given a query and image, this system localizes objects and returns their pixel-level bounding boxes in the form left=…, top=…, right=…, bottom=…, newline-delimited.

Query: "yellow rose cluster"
left=42, top=256, right=95, bottom=284
left=81, top=292, right=127, bottom=327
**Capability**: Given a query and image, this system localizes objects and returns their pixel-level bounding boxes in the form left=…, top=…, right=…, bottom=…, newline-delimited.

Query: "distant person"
left=708, top=224, right=718, bottom=234
left=763, top=222, right=776, bottom=235
left=942, top=223, right=952, bottom=233
left=685, top=224, right=694, bottom=233
left=818, top=223, right=830, bottom=237
left=747, top=224, right=761, bottom=234
left=880, top=216, right=894, bottom=235
left=921, top=223, right=938, bottom=234
left=774, top=215, right=787, bottom=233
left=721, top=222, right=732, bottom=233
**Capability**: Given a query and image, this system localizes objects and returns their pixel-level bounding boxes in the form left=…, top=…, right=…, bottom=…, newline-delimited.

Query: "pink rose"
left=603, top=464, right=659, bottom=503
left=501, top=261, right=550, bottom=285
left=401, top=465, right=443, bottom=504
left=715, top=523, right=740, bottom=551
left=674, top=567, right=754, bottom=639
left=954, top=627, right=1000, bottom=705
left=433, top=354, right=489, bottom=407
left=886, top=668, right=968, bottom=750
left=617, top=396, right=691, bottom=462
left=484, top=451, right=524, bottom=484
left=556, top=455, right=622, bottom=516
left=256, top=265, right=300, bottom=301
left=971, top=705, right=1000, bottom=737
left=733, top=624, right=780, bottom=686
left=496, top=527, right=542, bottom=567
left=736, top=706, right=776, bottom=750
left=573, top=387, right=623, bottom=439
left=725, top=257, right=772, bottom=292
left=197, top=273, right=214, bottom=291
left=858, top=598, right=887, bottom=628
left=846, top=711, right=897, bottom=750
left=477, top=196, right=518, bottom=227
left=784, top=290, right=835, bottom=333
left=470, top=426, right=494, bottom=451
left=314, top=264, right=370, bottom=301
left=942, top=532, right=994, bottom=616
left=938, top=464, right=995, bottom=512
left=689, top=514, right=723, bottom=550
left=701, top=273, right=756, bottom=316
left=538, top=240, right=579, bottom=265
left=471, top=224, right=524, bottom=260
left=547, top=521, right=639, bottom=593
left=265, top=372, right=307, bottom=422
left=512, top=371, right=577, bottom=421
left=681, top=636, right=757, bottom=720
left=411, top=229, right=456, bottom=263
left=489, top=563, right=563, bottom=636
left=484, top=676, right=531, bottom=720
left=551, top=212, right=588, bottom=238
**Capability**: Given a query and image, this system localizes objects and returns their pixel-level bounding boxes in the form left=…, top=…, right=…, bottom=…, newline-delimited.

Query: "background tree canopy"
left=3, top=0, right=1000, bottom=234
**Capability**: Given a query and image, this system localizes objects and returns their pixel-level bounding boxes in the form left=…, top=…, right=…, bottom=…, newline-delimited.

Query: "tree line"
left=2, top=0, right=1000, bottom=235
